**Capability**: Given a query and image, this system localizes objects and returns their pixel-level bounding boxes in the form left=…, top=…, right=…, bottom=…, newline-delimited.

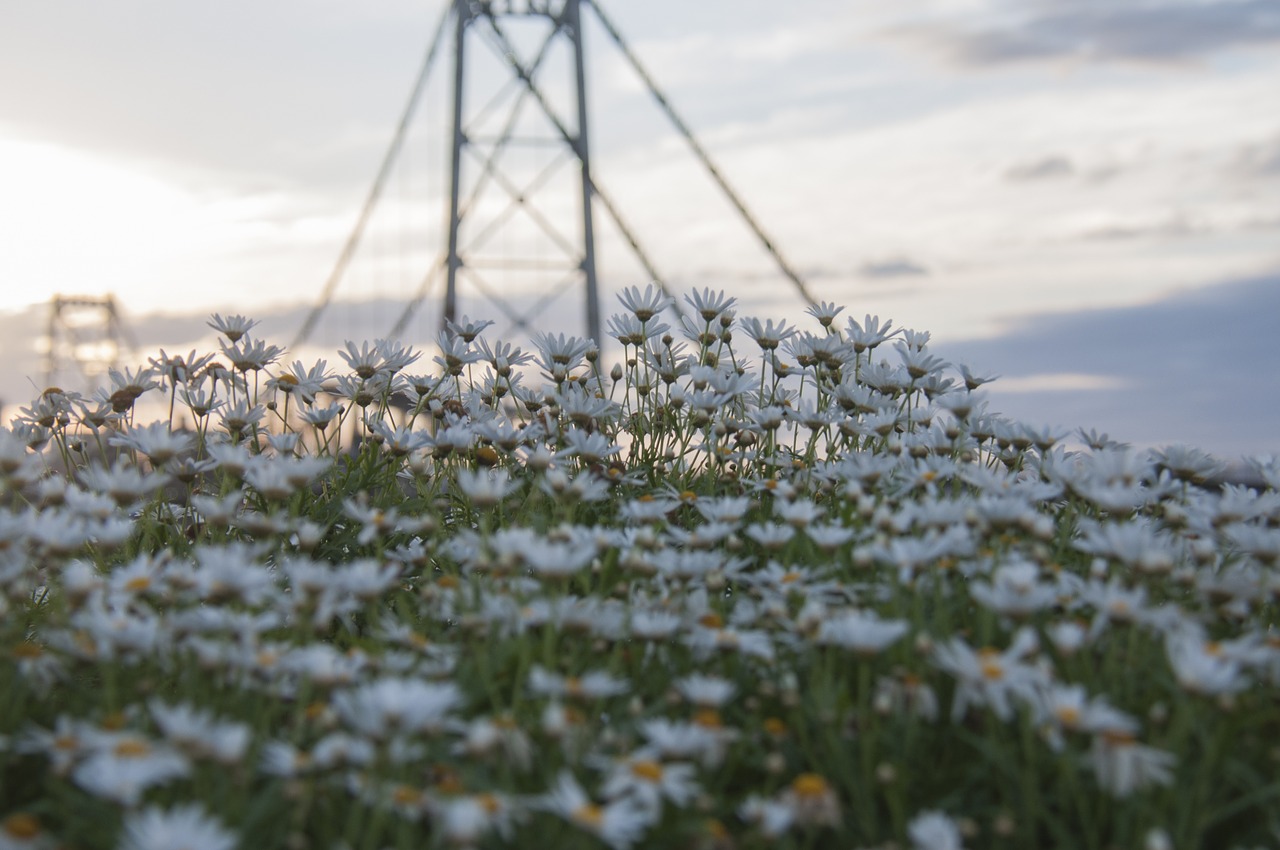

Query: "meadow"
left=2, top=285, right=1278, bottom=850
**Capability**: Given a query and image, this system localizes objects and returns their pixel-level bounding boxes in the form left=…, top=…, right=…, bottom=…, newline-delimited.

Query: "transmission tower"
left=42, top=294, right=134, bottom=392
left=293, top=0, right=815, bottom=350
left=444, top=0, right=601, bottom=342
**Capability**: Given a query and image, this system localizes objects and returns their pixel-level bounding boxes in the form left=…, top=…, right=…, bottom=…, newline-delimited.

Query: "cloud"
left=1005, top=155, right=1076, bottom=181
left=0, top=1, right=433, bottom=193
left=859, top=258, right=931, bottom=279
left=1232, top=136, right=1280, bottom=178
left=940, top=271, right=1280, bottom=458
left=1074, top=212, right=1204, bottom=241
left=1003, top=154, right=1129, bottom=185
left=1066, top=209, right=1280, bottom=242
left=901, top=1, right=1280, bottom=67
left=996, top=372, right=1128, bottom=392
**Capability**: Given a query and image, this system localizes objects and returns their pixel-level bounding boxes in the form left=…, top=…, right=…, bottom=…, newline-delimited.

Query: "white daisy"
left=815, top=610, right=910, bottom=655
left=118, top=804, right=237, bottom=850
left=72, top=733, right=190, bottom=806
left=331, top=677, right=462, bottom=738
left=674, top=674, right=736, bottom=708
left=148, top=701, right=250, bottom=764
left=528, top=666, right=629, bottom=700
left=908, top=809, right=965, bottom=850
left=599, top=754, right=700, bottom=814
left=538, top=771, right=654, bottom=850
left=427, top=792, right=520, bottom=845
left=1088, top=730, right=1176, bottom=798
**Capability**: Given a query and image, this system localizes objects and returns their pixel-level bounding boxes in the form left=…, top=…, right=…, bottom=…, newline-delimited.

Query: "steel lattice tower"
left=444, top=0, right=600, bottom=342
left=292, top=0, right=815, bottom=350
left=42, top=294, right=133, bottom=391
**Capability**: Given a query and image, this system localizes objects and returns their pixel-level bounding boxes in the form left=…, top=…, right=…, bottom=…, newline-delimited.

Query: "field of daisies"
left=2, top=285, right=1278, bottom=850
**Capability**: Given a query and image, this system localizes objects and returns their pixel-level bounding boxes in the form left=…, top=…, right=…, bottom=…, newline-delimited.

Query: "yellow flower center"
left=114, top=738, right=152, bottom=758
left=699, top=612, right=724, bottom=629
left=392, top=785, right=422, bottom=806
left=124, top=576, right=152, bottom=592
left=1055, top=706, right=1081, bottom=728
left=11, top=642, right=43, bottom=660
left=74, top=631, right=98, bottom=657
left=978, top=648, right=1004, bottom=680
left=630, top=760, right=664, bottom=782
left=3, top=814, right=41, bottom=839
left=693, top=708, right=723, bottom=729
left=434, top=773, right=464, bottom=795
left=573, top=803, right=604, bottom=828
left=763, top=717, right=788, bottom=737
left=1100, top=729, right=1136, bottom=747
left=791, top=773, right=831, bottom=798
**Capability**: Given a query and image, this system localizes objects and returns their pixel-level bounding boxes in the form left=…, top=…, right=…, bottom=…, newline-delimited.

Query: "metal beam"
left=566, top=0, right=601, bottom=345
left=443, top=0, right=470, bottom=333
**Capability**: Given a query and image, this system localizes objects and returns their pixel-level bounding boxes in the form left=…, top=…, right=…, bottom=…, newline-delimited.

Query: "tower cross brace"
left=42, top=294, right=133, bottom=392
left=444, top=0, right=601, bottom=343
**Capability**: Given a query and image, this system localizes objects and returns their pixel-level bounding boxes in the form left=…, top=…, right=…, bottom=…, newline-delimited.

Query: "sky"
left=1, top=0, right=1278, bottom=459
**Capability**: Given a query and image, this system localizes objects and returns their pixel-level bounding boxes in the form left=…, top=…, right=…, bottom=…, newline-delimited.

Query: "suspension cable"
left=583, top=0, right=818, bottom=307
left=291, top=3, right=452, bottom=349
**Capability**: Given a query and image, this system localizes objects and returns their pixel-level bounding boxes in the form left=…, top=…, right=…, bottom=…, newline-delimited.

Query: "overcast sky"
left=1, top=0, right=1278, bottom=459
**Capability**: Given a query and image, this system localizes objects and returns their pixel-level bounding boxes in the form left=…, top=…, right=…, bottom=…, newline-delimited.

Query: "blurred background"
left=1, top=0, right=1277, bottom=459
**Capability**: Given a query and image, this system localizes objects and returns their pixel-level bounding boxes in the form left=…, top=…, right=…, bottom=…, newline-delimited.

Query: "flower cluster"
left=2, top=287, right=1278, bottom=849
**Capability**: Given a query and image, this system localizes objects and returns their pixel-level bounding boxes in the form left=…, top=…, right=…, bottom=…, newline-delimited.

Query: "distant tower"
left=443, top=0, right=600, bottom=342
left=42, top=294, right=132, bottom=391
